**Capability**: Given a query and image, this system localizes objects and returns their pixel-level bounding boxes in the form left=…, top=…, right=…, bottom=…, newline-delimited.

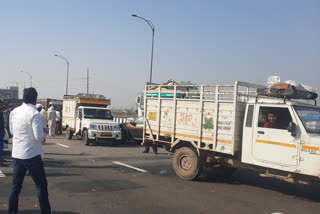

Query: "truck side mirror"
left=287, top=122, right=297, bottom=137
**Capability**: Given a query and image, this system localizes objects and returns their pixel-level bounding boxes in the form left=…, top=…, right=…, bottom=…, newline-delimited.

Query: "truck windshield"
left=83, top=108, right=113, bottom=120
left=294, top=106, right=320, bottom=134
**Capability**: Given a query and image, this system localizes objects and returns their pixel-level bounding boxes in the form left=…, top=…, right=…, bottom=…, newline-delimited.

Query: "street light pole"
left=132, top=14, right=155, bottom=83
left=54, top=54, right=70, bottom=95
left=20, top=70, right=32, bottom=87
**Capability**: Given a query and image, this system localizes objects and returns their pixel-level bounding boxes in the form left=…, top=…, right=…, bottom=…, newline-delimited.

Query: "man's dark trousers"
left=8, top=155, right=51, bottom=214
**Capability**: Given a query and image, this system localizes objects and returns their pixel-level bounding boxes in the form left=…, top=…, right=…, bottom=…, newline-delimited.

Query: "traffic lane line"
left=112, top=161, right=148, bottom=173
left=56, top=143, right=70, bottom=148
left=0, top=170, right=6, bottom=177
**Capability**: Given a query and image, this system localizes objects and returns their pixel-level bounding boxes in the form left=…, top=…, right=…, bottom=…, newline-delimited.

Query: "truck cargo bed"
left=143, top=81, right=262, bottom=156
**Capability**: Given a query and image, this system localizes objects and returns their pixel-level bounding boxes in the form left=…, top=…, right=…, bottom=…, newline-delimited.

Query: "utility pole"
left=87, top=68, right=89, bottom=94
left=20, top=71, right=32, bottom=87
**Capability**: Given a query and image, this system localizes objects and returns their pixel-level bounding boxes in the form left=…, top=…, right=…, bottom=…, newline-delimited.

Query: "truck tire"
left=82, top=129, right=91, bottom=146
left=66, top=128, right=73, bottom=140
left=173, top=147, right=203, bottom=181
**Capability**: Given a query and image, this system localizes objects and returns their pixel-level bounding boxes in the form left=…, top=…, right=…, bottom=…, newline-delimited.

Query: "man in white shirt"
left=36, top=104, right=48, bottom=129
left=8, top=87, right=51, bottom=214
left=47, top=106, right=56, bottom=137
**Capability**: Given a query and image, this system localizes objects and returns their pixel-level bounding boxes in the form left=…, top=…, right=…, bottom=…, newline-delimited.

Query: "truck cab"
left=241, top=99, right=320, bottom=179
left=76, top=106, right=122, bottom=145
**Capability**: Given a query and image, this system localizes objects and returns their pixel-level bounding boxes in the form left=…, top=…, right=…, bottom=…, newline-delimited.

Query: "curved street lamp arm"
left=54, top=54, right=69, bottom=64
left=20, top=70, right=31, bottom=76
left=132, top=14, right=155, bottom=83
left=54, top=54, right=70, bottom=95
left=132, top=15, right=155, bottom=31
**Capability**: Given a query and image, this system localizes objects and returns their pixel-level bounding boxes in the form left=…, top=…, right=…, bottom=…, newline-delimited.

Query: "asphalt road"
left=1, top=134, right=320, bottom=214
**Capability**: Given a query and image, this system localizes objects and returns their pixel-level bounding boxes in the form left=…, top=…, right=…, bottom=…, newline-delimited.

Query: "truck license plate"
left=101, top=132, right=112, bottom=136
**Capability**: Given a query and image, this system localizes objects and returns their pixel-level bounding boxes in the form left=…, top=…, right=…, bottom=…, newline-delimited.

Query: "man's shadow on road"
left=0, top=211, right=79, bottom=214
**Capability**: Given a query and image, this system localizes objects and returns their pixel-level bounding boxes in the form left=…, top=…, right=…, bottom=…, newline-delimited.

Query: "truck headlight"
left=89, top=124, right=98, bottom=130
left=113, top=125, right=120, bottom=131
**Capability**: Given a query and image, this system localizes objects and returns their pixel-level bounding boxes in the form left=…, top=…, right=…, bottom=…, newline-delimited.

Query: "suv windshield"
left=294, top=106, right=320, bottom=134
left=83, top=108, right=113, bottom=120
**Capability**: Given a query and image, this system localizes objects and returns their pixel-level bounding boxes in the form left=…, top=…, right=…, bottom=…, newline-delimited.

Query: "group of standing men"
left=36, top=104, right=62, bottom=137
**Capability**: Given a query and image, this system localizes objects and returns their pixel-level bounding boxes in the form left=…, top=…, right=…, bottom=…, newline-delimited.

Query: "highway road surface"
left=1, top=134, right=320, bottom=214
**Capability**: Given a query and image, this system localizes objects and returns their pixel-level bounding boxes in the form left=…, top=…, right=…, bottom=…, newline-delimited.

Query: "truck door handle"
left=258, top=131, right=264, bottom=134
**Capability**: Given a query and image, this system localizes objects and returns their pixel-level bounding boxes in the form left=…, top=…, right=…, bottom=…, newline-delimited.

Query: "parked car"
left=122, top=116, right=144, bottom=142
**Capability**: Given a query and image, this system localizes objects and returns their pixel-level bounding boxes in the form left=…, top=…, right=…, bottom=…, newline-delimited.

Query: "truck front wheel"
left=173, top=147, right=203, bottom=181
left=82, top=130, right=91, bottom=146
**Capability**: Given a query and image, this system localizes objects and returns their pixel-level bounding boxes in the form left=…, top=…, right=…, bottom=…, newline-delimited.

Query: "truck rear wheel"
left=82, top=130, right=91, bottom=146
left=173, top=147, right=203, bottom=181
left=66, top=128, right=73, bottom=140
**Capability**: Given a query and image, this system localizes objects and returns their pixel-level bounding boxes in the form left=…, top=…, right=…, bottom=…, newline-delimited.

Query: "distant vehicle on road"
left=62, top=93, right=123, bottom=146
left=122, top=116, right=144, bottom=142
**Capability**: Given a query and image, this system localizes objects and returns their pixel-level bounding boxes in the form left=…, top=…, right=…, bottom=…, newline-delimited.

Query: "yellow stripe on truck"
left=302, top=145, right=319, bottom=151
left=145, top=129, right=232, bottom=144
left=256, top=139, right=296, bottom=148
left=63, top=116, right=75, bottom=119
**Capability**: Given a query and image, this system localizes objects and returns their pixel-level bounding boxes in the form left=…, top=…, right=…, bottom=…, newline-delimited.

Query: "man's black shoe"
left=142, top=150, right=149, bottom=153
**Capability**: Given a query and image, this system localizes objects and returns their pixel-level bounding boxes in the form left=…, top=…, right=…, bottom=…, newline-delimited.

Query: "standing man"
left=55, top=110, right=61, bottom=135
left=37, top=104, right=48, bottom=130
left=0, top=102, right=5, bottom=165
left=8, top=87, right=51, bottom=214
left=142, top=144, right=158, bottom=154
left=47, top=106, right=56, bottom=137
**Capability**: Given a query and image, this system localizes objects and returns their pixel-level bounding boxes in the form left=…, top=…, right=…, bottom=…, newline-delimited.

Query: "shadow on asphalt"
left=44, top=152, right=89, bottom=156
left=3, top=172, right=81, bottom=178
left=0, top=211, right=79, bottom=214
left=42, top=159, right=121, bottom=170
left=197, top=168, right=320, bottom=202
left=56, top=179, right=144, bottom=193
left=92, top=141, right=141, bottom=148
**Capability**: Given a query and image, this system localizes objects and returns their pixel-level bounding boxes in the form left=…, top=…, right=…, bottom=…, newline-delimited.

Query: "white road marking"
left=112, top=161, right=148, bottom=173
left=56, top=143, right=70, bottom=148
left=0, top=170, right=6, bottom=178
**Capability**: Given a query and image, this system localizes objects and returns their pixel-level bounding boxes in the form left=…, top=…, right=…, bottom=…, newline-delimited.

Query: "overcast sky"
left=0, top=0, right=319, bottom=108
